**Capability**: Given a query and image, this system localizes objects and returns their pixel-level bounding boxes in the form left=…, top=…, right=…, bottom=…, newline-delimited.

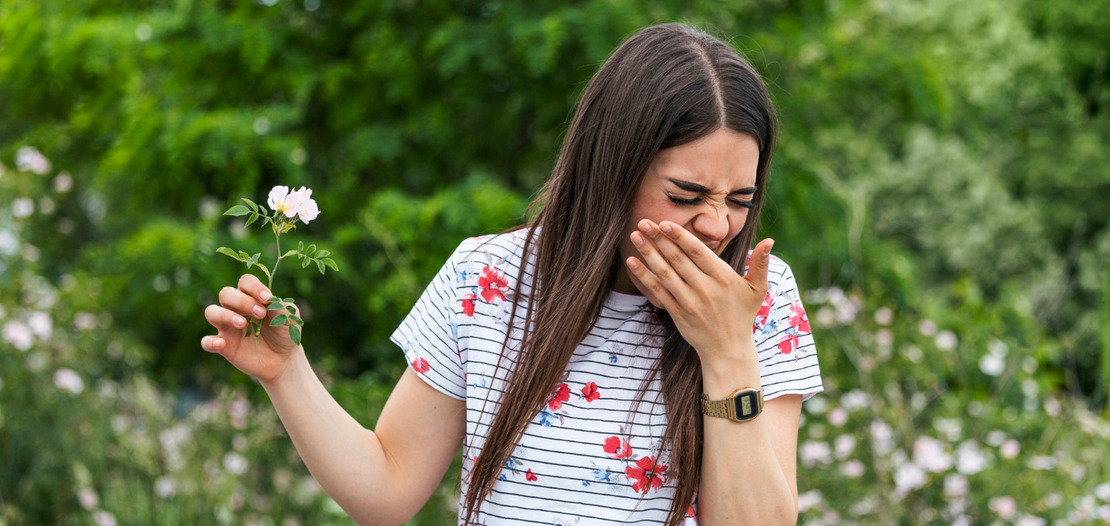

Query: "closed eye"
left=668, top=195, right=753, bottom=209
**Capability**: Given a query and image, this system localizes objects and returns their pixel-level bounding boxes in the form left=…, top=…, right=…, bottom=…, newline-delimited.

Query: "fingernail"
left=765, top=239, right=775, bottom=255
left=253, top=305, right=266, bottom=317
left=233, top=315, right=247, bottom=327
left=260, top=290, right=272, bottom=301
left=660, top=222, right=672, bottom=234
left=631, top=232, right=645, bottom=247
left=638, top=220, right=654, bottom=234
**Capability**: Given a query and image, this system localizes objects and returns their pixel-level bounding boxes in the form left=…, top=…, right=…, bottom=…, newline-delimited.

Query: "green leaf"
left=281, top=249, right=298, bottom=259
left=246, top=253, right=261, bottom=267
left=289, top=316, right=304, bottom=325
left=238, top=251, right=250, bottom=260
left=224, top=205, right=250, bottom=217
left=267, top=296, right=283, bottom=304
left=316, top=250, right=330, bottom=258
left=302, top=257, right=311, bottom=268
left=216, top=247, right=242, bottom=261
left=255, top=263, right=271, bottom=280
left=270, top=314, right=288, bottom=326
left=316, top=260, right=325, bottom=274
left=267, top=302, right=285, bottom=311
left=244, top=213, right=260, bottom=228
left=289, top=324, right=302, bottom=346
left=298, top=241, right=304, bottom=252
left=241, top=198, right=260, bottom=212
left=284, top=305, right=296, bottom=314
left=283, top=297, right=295, bottom=303
left=321, top=258, right=339, bottom=272
left=306, top=244, right=317, bottom=256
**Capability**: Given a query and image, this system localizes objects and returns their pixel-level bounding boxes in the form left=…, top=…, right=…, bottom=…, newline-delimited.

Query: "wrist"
left=260, top=346, right=308, bottom=392
left=699, top=341, right=760, bottom=399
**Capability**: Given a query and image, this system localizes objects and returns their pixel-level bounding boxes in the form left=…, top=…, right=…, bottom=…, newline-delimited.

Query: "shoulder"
left=766, top=254, right=798, bottom=296
left=451, top=228, right=531, bottom=267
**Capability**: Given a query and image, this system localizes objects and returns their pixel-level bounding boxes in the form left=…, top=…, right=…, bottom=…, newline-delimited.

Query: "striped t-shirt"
left=391, top=229, right=822, bottom=525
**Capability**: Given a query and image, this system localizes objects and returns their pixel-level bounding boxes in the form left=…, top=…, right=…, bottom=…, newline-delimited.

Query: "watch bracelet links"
left=700, top=388, right=764, bottom=421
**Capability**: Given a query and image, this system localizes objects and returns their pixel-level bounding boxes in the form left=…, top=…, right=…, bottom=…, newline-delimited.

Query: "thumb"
left=745, top=238, right=775, bottom=289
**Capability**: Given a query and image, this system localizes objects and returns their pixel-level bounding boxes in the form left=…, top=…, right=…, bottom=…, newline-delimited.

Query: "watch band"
left=701, top=388, right=764, bottom=422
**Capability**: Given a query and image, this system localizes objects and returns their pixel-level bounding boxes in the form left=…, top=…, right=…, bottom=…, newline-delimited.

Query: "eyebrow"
left=668, top=178, right=758, bottom=196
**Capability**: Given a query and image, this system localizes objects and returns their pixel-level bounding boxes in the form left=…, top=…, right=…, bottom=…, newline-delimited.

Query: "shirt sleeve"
left=753, top=256, right=824, bottom=401
left=390, top=241, right=470, bottom=400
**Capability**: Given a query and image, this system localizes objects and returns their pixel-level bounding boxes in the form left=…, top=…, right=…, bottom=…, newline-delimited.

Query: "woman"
left=201, top=23, right=821, bottom=525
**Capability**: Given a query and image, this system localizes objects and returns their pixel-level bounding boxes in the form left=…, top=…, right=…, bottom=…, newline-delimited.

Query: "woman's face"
left=613, top=127, right=761, bottom=295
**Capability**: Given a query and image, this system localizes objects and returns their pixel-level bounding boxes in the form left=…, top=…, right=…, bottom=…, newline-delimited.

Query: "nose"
left=691, top=203, right=729, bottom=244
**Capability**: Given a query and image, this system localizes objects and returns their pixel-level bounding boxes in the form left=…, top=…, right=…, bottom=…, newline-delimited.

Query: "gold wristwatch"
left=701, top=388, right=764, bottom=422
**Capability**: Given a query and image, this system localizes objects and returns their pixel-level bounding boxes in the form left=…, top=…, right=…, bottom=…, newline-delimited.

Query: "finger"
left=656, top=220, right=733, bottom=278
left=219, top=286, right=268, bottom=320
left=238, top=274, right=273, bottom=304
left=637, top=220, right=706, bottom=284
left=201, top=335, right=226, bottom=353
left=744, top=238, right=775, bottom=290
left=205, top=304, right=250, bottom=333
left=625, top=256, right=677, bottom=310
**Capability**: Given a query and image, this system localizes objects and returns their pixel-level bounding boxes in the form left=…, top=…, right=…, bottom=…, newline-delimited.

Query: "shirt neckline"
left=604, top=290, right=651, bottom=313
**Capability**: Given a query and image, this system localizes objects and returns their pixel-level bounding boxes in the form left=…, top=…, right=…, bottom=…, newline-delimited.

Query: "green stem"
left=270, top=222, right=281, bottom=292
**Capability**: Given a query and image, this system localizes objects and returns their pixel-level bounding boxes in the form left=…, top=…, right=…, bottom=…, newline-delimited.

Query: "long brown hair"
left=463, top=23, right=777, bottom=525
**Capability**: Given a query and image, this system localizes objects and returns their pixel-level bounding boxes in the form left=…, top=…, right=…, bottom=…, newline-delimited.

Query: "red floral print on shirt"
left=753, top=292, right=773, bottom=334
left=625, top=455, right=667, bottom=494
left=412, top=358, right=430, bottom=374
left=789, top=302, right=811, bottom=334
left=462, top=293, right=477, bottom=316
left=581, top=382, right=600, bottom=402
left=603, top=436, right=634, bottom=459
left=548, top=383, right=571, bottom=411
left=525, top=469, right=537, bottom=482
left=478, top=265, right=509, bottom=302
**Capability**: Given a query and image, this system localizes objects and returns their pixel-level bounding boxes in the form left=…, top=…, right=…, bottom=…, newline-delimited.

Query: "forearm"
left=698, top=345, right=798, bottom=525
left=260, top=350, right=407, bottom=525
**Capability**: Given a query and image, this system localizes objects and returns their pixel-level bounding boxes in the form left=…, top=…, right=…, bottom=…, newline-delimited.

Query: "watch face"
left=733, top=391, right=760, bottom=421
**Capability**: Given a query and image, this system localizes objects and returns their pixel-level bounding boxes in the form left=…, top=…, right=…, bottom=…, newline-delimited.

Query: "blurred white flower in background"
left=2, top=320, right=33, bottom=351
left=874, top=306, right=893, bottom=326
left=913, top=436, right=953, bottom=473
left=989, top=496, right=1016, bottom=519
left=944, top=473, right=969, bottom=497
left=92, top=510, right=117, bottom=526
left=78, top=488, right=99, bottom=510
left=840, top=459, right=865, bottom=478
left=223, top=452, right=249, bottom=475
left=999, top=439, right=1020, bottom=459
left=955, top=440, right=987, bottom=474
left=800, top=441, right=833, bottom=467
left=870, top=420, right=895, bottom=455
left=935, top=330, right=958, bottom=351
left=798, top=490, right=823, bottom=512
left=155, top=476, right=178, bottom=499
left=28, top=311, right=51, bottom=339
left=16, top=146, right=51, bottom=174
left=834, top=434, right=857, bottom=460
left=828, top=407, right=848, bottom=427
left=54, top=171, right=72, bottom=192
left=918, top=319, right=937, bottom=336
left=11, top=197, right=34, bottom=218
left=894, top=463, right=926, bottom=496
left=53, top=368, right=84, bottom=394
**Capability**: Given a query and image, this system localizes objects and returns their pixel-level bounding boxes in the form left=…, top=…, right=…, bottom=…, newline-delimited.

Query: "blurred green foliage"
left=2, top=0, right=1110, bottom=523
